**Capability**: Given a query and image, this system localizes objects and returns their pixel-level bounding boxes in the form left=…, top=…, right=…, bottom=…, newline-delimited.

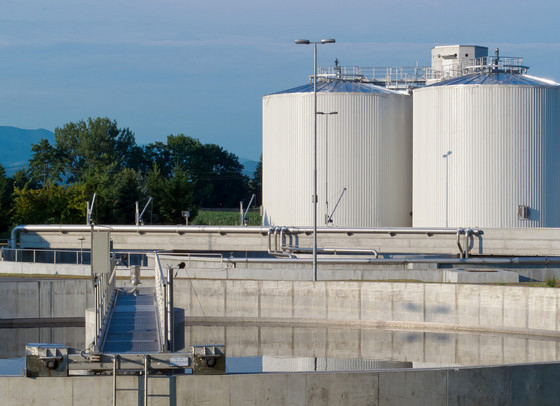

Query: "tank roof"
left=267, top=80, right=403, bottom=96
left=427, top=72, right=560, bottom=87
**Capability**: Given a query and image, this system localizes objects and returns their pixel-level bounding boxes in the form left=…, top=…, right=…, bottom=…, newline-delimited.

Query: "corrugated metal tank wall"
left=413, top=78, right=560, bottom=228
left=262, top=87, right=412, bottom=227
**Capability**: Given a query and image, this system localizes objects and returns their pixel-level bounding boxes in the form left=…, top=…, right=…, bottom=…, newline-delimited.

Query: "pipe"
left=9, top=224, right=483, bottom=249
left=465, top=228, right=472, bottom=259
left=290, top=247, right=380, bottom=258
left=225, top=256, right=560, bottom=265
left=456, top=229, right=464, bottom=258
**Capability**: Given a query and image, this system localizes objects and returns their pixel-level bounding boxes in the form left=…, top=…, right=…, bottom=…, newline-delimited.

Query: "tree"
left=146, top=163, right=196, bottom=224
left=140, top=142, right=173, bottom=178
left=28, top=139, right=63, bottom=185
left=0, top=164, right=13, bottom=234
left=53, top=117, right=137, bottom=182
left=12, top=168, right=38, bottom=190
left=248, top=155, right=262, bottom=207
left=12, top=182, right=87, bottom=225
left=109, top=168, right=143, bottom=224
left=164, top=134, right=249, bottom=207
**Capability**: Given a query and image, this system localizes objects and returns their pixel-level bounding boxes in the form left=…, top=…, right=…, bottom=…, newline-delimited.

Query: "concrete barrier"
left=2, top=362, right=560, bottom=405
left=177, top=280, right=560, bottom=337
left=3, top=278, right=560, bottom=338
left=0, top=279, right=92, bottom=319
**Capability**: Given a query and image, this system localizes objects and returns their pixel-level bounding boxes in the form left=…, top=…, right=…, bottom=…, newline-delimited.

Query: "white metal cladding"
left=262, top=91, right=412, bottom=227
left=413, top=83, right=560, bottom=228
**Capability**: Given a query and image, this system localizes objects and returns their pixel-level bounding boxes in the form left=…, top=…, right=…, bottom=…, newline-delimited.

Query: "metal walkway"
left=101, top=288, right=160, bottom=354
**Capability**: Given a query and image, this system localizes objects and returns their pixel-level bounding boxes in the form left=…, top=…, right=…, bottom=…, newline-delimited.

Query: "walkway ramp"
left=101, top=288, right=160, bottom=354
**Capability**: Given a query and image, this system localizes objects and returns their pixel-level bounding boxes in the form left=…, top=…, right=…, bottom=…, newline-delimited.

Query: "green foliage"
left=248, top=155, right=262, bottom=206
left=28, top=138, right=63, bottom=185
left=546, top=276, right=557, bottom=287
left=166, top=135, right=248, bottom=207
left=37, top=117, right=138, bottom=183
left=10, top=117, right=256, bottom=227
left=147, top=164, right=196, bottom=224
left=12, top=182, right=87, bottom=224
left=0, top=164, right=14, bottom=233
left=191, top=210, right=261, bottom=226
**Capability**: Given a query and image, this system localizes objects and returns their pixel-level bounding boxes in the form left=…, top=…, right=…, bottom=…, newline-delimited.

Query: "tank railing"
left=425, top=56, right=528, bottom=81
left=0, top=247, right=148, bottom=267
left=268, top=226, right=482, bottom=258
left=316, top=66, right=429, bottom=88
left=153, top=252, right=173, bottom=352
left=94, top=256, right=118, bottom=352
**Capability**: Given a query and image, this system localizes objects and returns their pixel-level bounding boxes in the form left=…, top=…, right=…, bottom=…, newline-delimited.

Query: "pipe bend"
left=456, top=228, right=465, bottom=258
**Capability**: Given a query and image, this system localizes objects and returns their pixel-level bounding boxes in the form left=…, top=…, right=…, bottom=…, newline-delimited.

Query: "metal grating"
left=101, top=288, right=160, bottom=354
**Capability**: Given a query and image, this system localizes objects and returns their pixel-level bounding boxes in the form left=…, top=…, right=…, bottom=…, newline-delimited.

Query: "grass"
left=191, top=210, right=262, bottom=226
left=545, top=276, right=557, bottom=288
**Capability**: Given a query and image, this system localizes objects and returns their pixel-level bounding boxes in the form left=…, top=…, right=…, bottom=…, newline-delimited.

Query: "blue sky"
left=1, top=0, right=559, bottom=161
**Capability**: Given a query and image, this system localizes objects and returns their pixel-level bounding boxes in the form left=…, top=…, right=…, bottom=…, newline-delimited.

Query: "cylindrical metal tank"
left=413, top=73, right=560, bottom=228
left=262, top=80, right=412, bottom=227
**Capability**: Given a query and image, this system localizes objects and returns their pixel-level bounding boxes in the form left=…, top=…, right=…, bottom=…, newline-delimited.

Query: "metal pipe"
left=9, top=224, right=483, bottom=249
left=465, top=228, right=472, bottom=259
left=313, top=41, right=318, bottom=282
left=456, top=229, right=464, bottom=258
left=289, top=247, right=380, bottom=258
left=225, top=256, right=560, bottom=265
left=113, top=355, right=118, bottom=406
left=144, top=355, right=149, bottom=406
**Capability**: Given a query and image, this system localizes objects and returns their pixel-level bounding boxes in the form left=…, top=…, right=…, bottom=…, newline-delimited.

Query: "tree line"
left=0, top=117, right=262, bottom=236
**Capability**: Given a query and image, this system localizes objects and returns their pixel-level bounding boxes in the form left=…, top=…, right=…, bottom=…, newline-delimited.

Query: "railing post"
left=167, top=267, right=174, bottom=352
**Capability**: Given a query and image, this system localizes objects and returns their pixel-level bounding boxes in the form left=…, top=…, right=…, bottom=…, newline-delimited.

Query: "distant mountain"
left=0, top=126, right=55, bottom=175
left=239, top=158, right=259, bottom=177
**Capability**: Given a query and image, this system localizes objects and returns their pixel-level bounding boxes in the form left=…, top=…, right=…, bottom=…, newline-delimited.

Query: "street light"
left=295, top=38, right=336, bottom=282
left=317, top=111, right=338, bottom=225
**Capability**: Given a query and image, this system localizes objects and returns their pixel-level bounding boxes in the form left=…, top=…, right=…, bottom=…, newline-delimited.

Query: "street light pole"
left=317, top=111, right=338, bottom=225
left=295, top=38, right=335, bottom=282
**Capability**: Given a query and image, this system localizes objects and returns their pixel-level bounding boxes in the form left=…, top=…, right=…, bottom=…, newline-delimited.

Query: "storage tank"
left=413, top=70, right=560, bottom=228
left=262, top=80, right=412, bottom=227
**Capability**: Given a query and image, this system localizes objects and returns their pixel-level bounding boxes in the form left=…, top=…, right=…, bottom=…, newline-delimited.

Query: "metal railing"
left=94, top=258, right=118, bottom=352
left=0, top=247, right=147, bottom=266
left=316, top=56, right=528, bottom=89
left=316, top=66, right=429, bottom=89
left=154, top=252, right=173, bottom=352
left=425, top=56, right=528, bottom=81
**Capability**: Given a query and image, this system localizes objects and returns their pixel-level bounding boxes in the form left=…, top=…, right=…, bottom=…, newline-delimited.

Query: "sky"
left=1, top=0, right=559, bottom=162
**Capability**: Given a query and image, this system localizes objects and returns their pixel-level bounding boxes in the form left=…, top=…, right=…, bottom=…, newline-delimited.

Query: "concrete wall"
left=176, top=280, right=560, bottom=337
left=3, top=278, right=560, bottom=339
left=2, top=362, right=560, bottom=405
left=0, top=279, right=93, bottom=319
